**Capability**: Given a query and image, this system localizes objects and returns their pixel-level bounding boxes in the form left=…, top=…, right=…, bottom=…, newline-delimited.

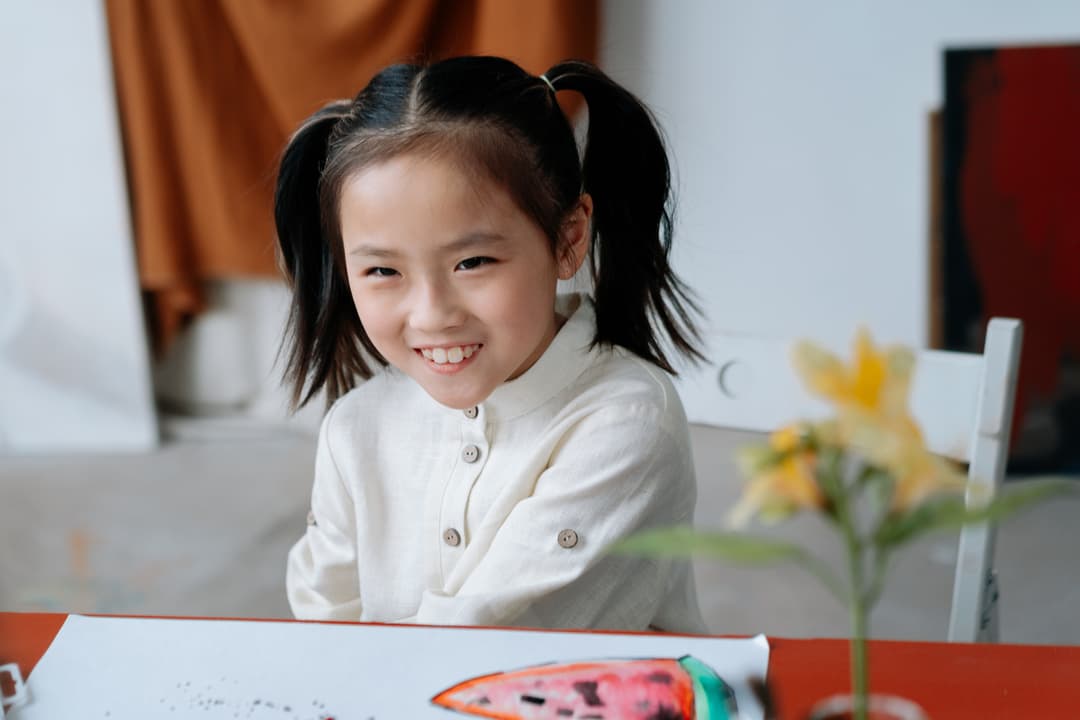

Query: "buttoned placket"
left=434, top=404, right=489, bottom=583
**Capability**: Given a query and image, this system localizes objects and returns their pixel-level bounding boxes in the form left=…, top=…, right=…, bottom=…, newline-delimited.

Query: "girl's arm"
left=286, top=409, right=363, bottom=620
left=414, top=402, right=702, bottom=631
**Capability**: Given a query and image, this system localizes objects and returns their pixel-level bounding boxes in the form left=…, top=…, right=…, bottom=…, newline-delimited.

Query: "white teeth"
left=420, top=345, right=479, bottom=365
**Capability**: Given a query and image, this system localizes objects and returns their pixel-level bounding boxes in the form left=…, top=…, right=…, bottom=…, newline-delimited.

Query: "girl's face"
left=340, top=153, right=589, bottom=410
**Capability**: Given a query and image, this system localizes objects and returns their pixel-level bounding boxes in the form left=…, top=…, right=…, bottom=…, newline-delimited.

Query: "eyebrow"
left=348, top=232, right=508, bottom=259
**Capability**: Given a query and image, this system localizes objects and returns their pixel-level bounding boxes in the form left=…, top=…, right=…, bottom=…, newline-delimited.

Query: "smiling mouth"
left=417, top=344, right=481, bottom=366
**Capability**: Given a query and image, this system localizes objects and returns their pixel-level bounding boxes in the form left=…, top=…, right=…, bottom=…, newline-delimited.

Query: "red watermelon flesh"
left=431, top=657, right=696, bottom=719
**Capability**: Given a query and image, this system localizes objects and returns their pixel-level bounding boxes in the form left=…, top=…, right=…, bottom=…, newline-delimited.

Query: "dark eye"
left=456, top=256, right=494, bottom=271
left=365, top=267, right=398, bottom=278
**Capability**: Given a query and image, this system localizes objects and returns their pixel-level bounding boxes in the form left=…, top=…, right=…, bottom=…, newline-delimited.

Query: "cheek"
left=493, top=274, right=559, bottom=328
left=346, top=281, right=389, bottom=339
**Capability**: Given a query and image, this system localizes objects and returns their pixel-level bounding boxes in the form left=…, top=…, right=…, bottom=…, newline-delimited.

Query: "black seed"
left=521, top=694, right=546, bottom=705
left=557, top=710, right=574, bottom=717
left=573, top=681, right=605, bottom=707
left=646, top=672, right=674, bottom=684
left=646, top=705, right=687, bottom=720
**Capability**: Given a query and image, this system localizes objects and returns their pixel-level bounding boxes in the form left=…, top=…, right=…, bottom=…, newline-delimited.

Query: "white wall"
left=600, top=0, right=1080, bottom=351
left=0, top=2, right=157, bottom=452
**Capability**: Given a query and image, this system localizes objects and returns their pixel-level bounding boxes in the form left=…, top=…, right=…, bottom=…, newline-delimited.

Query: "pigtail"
left=544, top=61, right=704, bottom=373
left=274, top=99, right=382, bottom=410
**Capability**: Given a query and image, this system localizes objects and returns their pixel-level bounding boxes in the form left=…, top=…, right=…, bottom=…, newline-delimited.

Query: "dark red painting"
left=943, top=45, right=1080, bottom=474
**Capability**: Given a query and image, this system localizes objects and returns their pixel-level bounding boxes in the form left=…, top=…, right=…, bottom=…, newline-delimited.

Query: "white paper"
left=12, top=615, right=770, bottom=719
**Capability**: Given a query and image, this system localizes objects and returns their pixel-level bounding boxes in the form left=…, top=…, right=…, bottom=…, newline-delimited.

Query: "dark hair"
left=275, top=56, right=703, bottom=410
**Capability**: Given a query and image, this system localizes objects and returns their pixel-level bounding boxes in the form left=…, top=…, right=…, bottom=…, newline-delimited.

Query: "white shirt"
left=286, top=293, right=706, bottom=633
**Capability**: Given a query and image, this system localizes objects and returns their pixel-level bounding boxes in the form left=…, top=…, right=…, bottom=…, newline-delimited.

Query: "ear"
left=556, top=194, right=593, bottom=280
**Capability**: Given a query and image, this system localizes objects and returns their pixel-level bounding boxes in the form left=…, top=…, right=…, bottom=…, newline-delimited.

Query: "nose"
left=408, top=277, right=466, bottom=334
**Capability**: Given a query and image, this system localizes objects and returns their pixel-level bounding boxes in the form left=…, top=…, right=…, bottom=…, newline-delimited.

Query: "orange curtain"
left=105, top=0, right=598, bottom=352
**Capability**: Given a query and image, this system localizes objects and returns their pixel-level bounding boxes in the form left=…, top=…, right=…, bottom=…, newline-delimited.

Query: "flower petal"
left=728, top=453, right=825, bottom=526
left=851, top=328, right=887, bottom=410
left=770, top=424, right=807, bottom=453
left=880, top=346, right=915, bottom=418
left=792, top=341, right=849, bottom=403
left=887, top=446, right=968, bottom=511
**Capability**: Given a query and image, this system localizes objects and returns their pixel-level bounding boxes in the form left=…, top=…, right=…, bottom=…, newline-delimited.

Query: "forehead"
left=338, top=152, right=543, bottom=254
left=345, top=152, right=487, bottom=208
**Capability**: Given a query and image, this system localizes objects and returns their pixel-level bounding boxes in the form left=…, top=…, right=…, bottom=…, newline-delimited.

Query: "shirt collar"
left=482, top=292, right=597, bottom=422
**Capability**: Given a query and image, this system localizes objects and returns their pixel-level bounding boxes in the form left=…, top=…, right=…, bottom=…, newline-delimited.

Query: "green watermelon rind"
left=677, top=655, right=736, bottom=720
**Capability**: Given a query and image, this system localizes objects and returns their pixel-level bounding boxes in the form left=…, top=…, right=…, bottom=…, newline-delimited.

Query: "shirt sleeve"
left=286, top=406, right=363, bottom=620
left=414, top=402, right=698, bottom=630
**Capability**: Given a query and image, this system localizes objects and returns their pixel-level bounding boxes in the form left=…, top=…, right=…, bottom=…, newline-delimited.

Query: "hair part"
left=274, top=56, right=703, bottom=411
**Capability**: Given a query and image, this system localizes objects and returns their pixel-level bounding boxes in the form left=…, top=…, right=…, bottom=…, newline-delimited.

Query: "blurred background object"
left=941, top=44, right=1080, bottom=475
left=0, top=1, right=156, bottom=453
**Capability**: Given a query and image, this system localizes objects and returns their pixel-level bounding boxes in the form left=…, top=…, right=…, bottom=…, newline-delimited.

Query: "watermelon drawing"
left=431, top=655, right=737, bottom=719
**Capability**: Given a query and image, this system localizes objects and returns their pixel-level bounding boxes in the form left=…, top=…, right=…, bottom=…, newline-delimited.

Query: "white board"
left=10, top=615, right=770, bottom=719
left=0, top=4, right=157, bottom=452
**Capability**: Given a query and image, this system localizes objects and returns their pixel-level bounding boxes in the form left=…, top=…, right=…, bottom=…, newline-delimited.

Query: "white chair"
left=675, top=319, right=1023, bottom=643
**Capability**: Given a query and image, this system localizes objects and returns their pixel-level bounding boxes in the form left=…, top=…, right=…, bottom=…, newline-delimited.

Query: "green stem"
left=837, top=477, right=870, bottom=720
left=864, top=547, right=890, bottom=608
left=833, top=464, right=868, bottom=720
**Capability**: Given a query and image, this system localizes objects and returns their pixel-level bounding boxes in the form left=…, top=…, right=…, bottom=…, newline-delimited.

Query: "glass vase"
left=807, top=693, right=929, bottom=720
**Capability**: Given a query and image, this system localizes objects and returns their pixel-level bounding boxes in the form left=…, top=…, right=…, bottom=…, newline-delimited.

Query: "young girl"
left=277, top=56, right=707, bottom=633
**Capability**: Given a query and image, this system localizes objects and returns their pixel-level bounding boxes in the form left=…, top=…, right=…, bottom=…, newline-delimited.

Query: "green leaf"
left=610, top=526, right=809, bottom=565
left=612, top=525, right=850, bottom=605
left=874, top=478, right=1077, bottom=549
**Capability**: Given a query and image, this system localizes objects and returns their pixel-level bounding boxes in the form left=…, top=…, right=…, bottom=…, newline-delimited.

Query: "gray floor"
left=1, top=423, right=1076, bottom=644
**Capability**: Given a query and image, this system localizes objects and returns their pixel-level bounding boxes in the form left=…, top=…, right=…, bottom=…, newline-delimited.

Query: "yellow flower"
left=791, top=328, right=966, bottom=512
left=729, top=423, right=825, bottom=526
left=792, top=327, right=914, bottom=421
left=884, top=437, right=968, bottom=511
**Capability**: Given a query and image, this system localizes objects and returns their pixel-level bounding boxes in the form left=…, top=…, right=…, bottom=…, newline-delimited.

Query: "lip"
left=414, top=344, right=482, bottom=375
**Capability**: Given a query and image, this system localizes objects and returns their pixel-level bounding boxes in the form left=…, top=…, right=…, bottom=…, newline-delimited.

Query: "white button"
left=557, top=529, right=579, bottom=548
left=306, top=511, right=317, bottom=527
left=443, top=528, right=462, bottom=547
left=462, top=445, right=480, bottom=463
left=463, top=406, right=479, bottom=419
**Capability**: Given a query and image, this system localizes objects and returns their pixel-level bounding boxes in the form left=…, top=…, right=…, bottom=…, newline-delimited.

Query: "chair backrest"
left=675, top=318, right=1023, bottom=643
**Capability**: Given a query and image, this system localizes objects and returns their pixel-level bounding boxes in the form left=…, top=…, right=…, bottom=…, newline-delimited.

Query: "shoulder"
left=320, top=367, right=419, bottom=448
left=568, top=346, right=689, bottom=436
left=543, top=347, right=694, bottom=481
left=542, top=349, right=697, bottom=517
